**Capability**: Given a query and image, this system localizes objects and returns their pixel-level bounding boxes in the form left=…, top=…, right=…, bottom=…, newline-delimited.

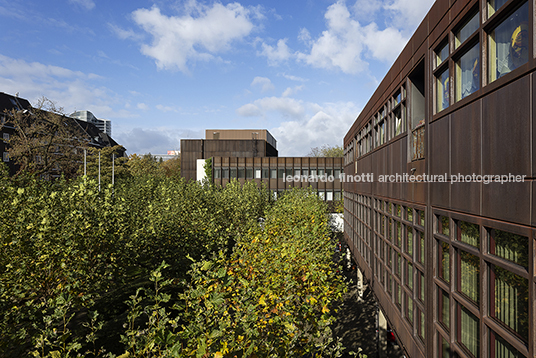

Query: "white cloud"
left=68, top=0, right=95, bottom=11
left=271, top=101, right=359, bottom=156
left=251, top=76, right=274, bottom=92
left=384, top=0, right=435, bottom=30
left=0, top=54, right=134, bottom=121
left=289, top=0, right=434, bottom=74
left=137, top=103, right=149, bottom=110
left=131, top=2, right=260, bottom=73
left=258, top=38, right=292, bottom=66
left=156, top=104, right=179, bottom=112
left=282, top=85, right=303, bottom=97
left=236, top=96, right=305, bottom=120
left=236, top=93, right=359, bottom=156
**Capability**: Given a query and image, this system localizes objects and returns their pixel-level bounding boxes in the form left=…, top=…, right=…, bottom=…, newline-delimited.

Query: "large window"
left=456, top=43, right=480, bottom=100
left=488, top=2, right=529, bottom=82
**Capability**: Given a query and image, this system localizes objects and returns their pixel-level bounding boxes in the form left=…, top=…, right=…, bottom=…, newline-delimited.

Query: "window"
left=435, top=42, right=449, bottom=67
left=489, top=228, right=528, bottom=269
left=487, top=0, right=508, bottom=17
left=490, top=265, right=529, bottom=341
left=2, top=152, right=8, bottom=162
left=222, top=168, right=229, bottom=179
left=262, top=168, right=269, bottom=179
left=214, top=168, right=221, bottom=179
left=439, top=288, right=450, bottom=329
left=326, top=191, right=333, bottom=201
left=246, top=168, right=253, bottom=179
left=2, top=133, right=9, bottom=142
left=439, top=241, right=450, bottom=282
left=436, top=69, right=450, bottom=112
left=230, top=168, right=237, bottom=179
left=457, top=221, right=480, bottom=247
left=278, top=168, right=285, bottom=179
left=459, top=250, right=480, bottom=303
left=294, top=168, right=300, bottom=177
left=406, top=226, right=413, bottom=256
left=438, top=215, right=450, bottom=236
left=455, top=11, right=479, bottom=48
left=459, top=304, right=480, bottom=357
left=488, top=2, right=529, bottom=82
left=238, top=168, right=245, bottom=179
left=490, top=330, right=525, bottom=357
left=456, top=43, right=480, bottom=100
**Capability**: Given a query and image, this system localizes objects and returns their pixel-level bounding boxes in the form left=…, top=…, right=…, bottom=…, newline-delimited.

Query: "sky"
left=0, top=0, right=435, bottom=156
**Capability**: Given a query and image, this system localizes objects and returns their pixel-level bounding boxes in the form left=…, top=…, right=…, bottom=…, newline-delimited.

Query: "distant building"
left=0, top=92, right=125, bottom=176
left=70, top=110, right=112, bottom=136
left=153, top=151, right=180, bottom=162
left=181, top=129, right=343, bottom=203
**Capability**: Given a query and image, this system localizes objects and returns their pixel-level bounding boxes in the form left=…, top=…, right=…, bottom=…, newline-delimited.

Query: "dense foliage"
left=0, top=170, right=345, bottom=357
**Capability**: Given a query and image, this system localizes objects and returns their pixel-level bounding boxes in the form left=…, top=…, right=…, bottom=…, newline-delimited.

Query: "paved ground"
left=331, top=247, right=406, bottom=358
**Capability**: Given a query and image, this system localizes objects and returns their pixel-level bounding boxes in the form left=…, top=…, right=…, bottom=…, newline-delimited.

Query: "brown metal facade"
left=343, top=0, right=535, bottom=357
left=212, top=156, right=343, bottom=201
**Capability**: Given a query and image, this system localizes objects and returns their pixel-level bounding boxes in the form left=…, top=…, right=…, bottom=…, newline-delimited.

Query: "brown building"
left=181, top=130, right=343, bottom=202
left=343, top=0, right=535, bottom=357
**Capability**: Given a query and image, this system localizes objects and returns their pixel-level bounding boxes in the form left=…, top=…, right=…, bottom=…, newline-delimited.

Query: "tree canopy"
left=307, top=144, right=343, bottom=157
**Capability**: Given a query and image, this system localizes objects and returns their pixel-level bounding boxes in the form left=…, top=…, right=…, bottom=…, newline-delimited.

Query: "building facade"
left=343, top=0, right=535, bottom=357
left=70, top=110, right=112, bottom=136
left=181, top=130, right=343, bottom=203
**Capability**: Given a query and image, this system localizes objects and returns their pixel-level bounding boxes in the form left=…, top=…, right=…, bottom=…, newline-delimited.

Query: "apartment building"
left=343, top=0, right=534, bottom=357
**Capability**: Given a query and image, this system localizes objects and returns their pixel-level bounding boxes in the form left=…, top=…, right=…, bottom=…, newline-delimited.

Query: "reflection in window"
left=437, top=69, right=450, bottom=112
left=439, top=241, right=450, bottom=282
left=488, top=0, right=509, bottom=17
left=456, top=43, right=480, bottom=101
left=407, top=296, right=414, bottom=324
left=262, top=168, right=269, bottom=179
left=489, top=2, right=529, bottom=82
left=436, top=42, right=449, bottom=67
left=441, top=337, right=450, bottom=358
left=459, top=305, right=480, bottom=357
left=492, top=266, right=529, bottom=341
left=214, top=168, right=221, bottom=179
left=491, top=330, right=525, bottom=357
left=438, top=215, right=450, bottom=236
left=407, top=227, right=413, bottom=256
left=458, top=221, right=480, bottom=247
left=230, top=168, right=237, bottom=178
left=460, top=251, right=480, bottom=303
left=439, top=289, right=450, bottom=329
left=222, top=168, right=229, bottom=179
left=270, top=168, right=277, bottom=179
left=489, top=228, right=528, bottom=268
left=455, top=12, right=479, bottom=48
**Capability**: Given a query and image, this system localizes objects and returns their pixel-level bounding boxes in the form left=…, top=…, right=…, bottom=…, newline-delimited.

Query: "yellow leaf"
left=214, top=352, right=223, bottom=358
left=259, top=295, right=267, bottom=306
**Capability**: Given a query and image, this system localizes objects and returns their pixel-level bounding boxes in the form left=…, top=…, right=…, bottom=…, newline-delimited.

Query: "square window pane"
left=238, top=168, right=245, bottom=178
left=489, top=228, right=528, bottom=269
left=213, top=168, right=221, bottom=179
left=278, top=168, right=285, bottom=179
left=230, top=168, right=237, bottom=178
left=437, top=69, right=450, bottom=112
left=255, top=168, right=261, bottom=179
left=458, top=221, right=480, bottom=247
left=262, top=168, right=269, bottom=179
left=246, top=168, right=253, bottom=179
left=455, top=12, right=479, bottom=48
left=492, top=265, right=529, bottom=341
left=460, top=251, right=480, bottom=303
left=222, top=168, right=229, bottom=179
left=456, top=43, right=480, bottom=101
left=270, top=168, right=277, bottom=179
left=488, top=2, right=529, bottom=82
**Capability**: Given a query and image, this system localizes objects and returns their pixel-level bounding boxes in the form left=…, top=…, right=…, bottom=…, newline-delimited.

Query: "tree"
left=127, top=153, right=163, bottom=177
left=81, top=145, right=130, bottom=183
left=1, top=97, right=90, bottom=179
left=160, top=154, right=180, bottom=178
left=307, top=144, right=343, bottom=157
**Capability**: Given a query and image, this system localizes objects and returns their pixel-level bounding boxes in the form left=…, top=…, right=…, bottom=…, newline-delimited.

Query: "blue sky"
left=0, top=0, right=434, bottom=156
